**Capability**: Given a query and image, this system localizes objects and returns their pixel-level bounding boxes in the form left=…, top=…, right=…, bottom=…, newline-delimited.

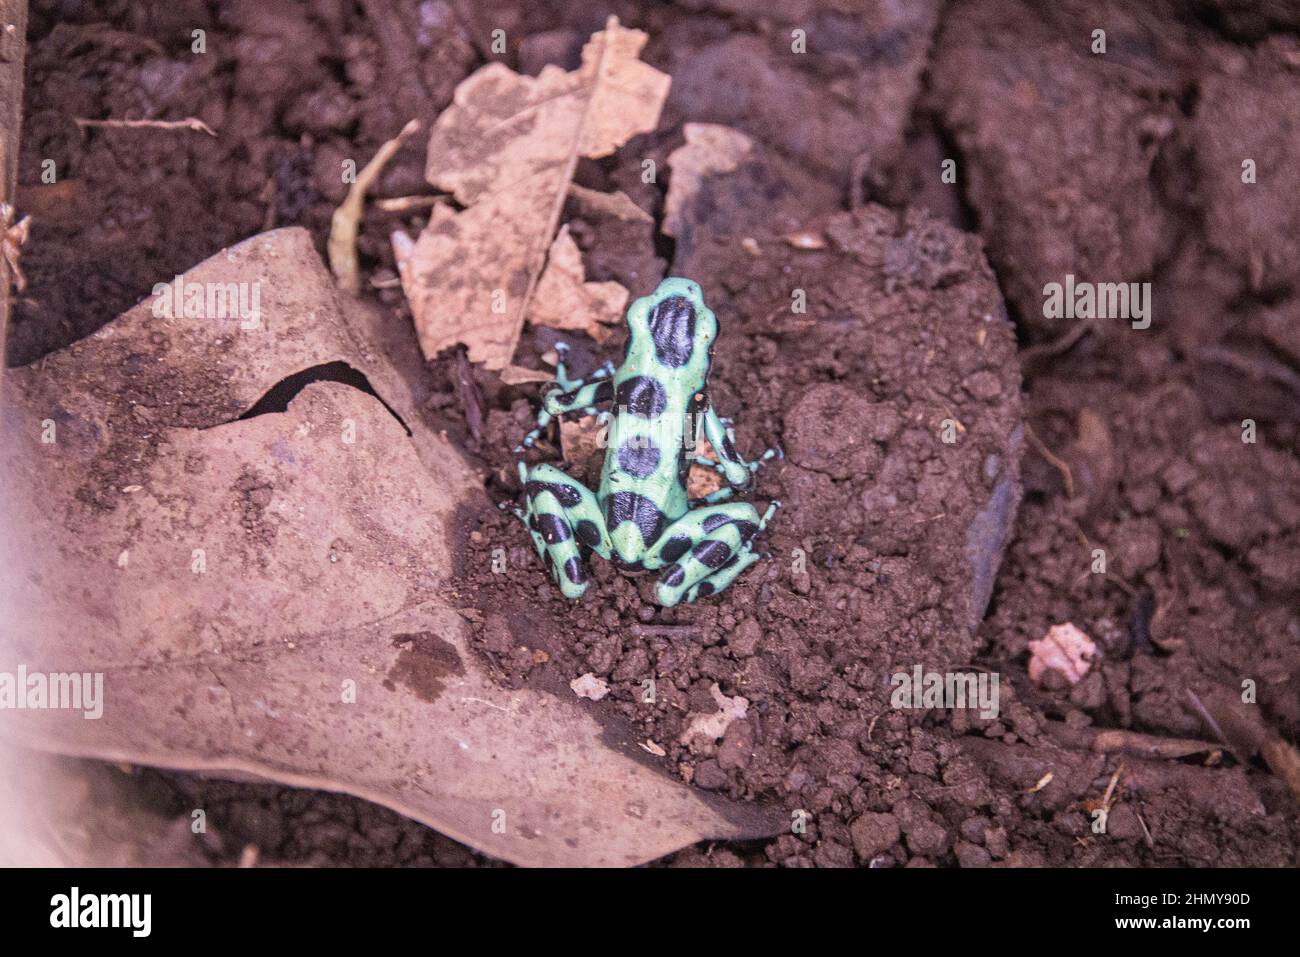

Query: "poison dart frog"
left=513, top=277, right=780, bottom=607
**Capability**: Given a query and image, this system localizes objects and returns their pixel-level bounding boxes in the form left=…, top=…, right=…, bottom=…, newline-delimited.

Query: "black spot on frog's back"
left=648, top=295, right=696, bottom=367
left=615, top=375, right=668, bottom=419
left=606, top=491, right=667, bottom=546
left=618, top=438, right=662, bottom=477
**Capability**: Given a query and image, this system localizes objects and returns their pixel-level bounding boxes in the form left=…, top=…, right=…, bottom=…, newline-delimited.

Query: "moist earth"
left=10, top=0, right=1299, bottom=866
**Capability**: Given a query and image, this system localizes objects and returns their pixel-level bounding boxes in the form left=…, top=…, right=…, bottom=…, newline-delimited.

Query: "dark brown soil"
left=11, top=0, right=1299, bottom=867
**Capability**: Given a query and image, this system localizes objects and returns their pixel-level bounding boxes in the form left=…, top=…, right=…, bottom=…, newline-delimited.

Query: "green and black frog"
left=514, top=277, right=780, bottom=606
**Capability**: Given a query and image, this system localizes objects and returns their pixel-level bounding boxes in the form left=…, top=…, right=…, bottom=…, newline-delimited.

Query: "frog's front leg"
left=552, top=341, right=615, bottom=392
left=700, top=405, right=782, bottom=488
left=649, top=501, right=779, bottom=607
left=514, top=462, right=610, bottom=599
left=517, top=344, right=616, bottom=451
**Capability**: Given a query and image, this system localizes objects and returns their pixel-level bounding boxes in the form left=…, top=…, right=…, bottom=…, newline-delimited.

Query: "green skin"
left=514, top=277, right=780, bottom=607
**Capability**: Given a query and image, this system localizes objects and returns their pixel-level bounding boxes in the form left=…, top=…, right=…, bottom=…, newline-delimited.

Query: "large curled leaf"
left=0, top=228, right=781, bottom=866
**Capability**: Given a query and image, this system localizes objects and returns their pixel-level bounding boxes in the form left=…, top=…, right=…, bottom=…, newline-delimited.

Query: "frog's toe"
left=654, top=578, right=684, bottom=608
left=551, top=553, right=589, bottom=599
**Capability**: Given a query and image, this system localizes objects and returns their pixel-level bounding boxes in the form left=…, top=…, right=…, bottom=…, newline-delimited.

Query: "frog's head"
left=625, top=277, right=718, bottom=370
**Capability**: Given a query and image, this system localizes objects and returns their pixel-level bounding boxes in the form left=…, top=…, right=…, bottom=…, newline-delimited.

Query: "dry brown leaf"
left=662, top=123, right=754, bottom=238
left=0, top=749, right=209, bottom=866
left=395, top=16, right=669, bottom=369
left=568, top=183, right=653, bottom=224
left=0, top=228, right=781, bottom=866
left=681, top=684, right=749, bottom=746
left=530, top=225, right=628, bottom=342
left=570, top=673, right=610, bottom=701
left=499, top=365, right=554, bottom=385
left=559, top=414, right=603, bottom=465
left=688, top=432, right=724, bottom=500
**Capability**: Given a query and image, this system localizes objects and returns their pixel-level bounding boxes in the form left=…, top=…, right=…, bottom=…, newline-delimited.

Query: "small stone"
left=954, top=840, right=991, bottom=868
left=570, top=673, right=609, bottom=701
left=962, top=369, right=1001, bottom=400
left=813, top=842, right=854, bottom=868
left=727, top=618, right=762, bottom=657
left=849, top=812, right=900, bottom=861
left=717, top=719, right=754, bottom=770
left=904, top=818, right=949, bottom=858
left=984, top=826, right=1009, bottom=858
left=480, top=614, right=513, bottom=655
left=692, top=759, right=728, bottom=790
left=1105, top=803, right=1143, bottom=841
left=1161, top=458, right=1197, bottom=494
left=958, top=816, right=986, bottom=844
left=1113, top=516, right=1162, bottom=574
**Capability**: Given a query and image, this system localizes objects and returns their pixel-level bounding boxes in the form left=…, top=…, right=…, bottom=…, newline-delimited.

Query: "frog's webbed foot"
left=686, top=445, right=782, bottom=504
left=650, top=501, right=779, bottom=607
left=515, top=462, right=611, bottom=599
left=553, top=341, right=615, bottom=390
left=735, top=445, right=783, bottom=482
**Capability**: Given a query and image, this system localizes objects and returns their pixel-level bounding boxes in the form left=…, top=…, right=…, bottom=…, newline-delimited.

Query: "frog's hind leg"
left=651, top=501, right=779, bottom=607
left=515, top=462, right=611, bottom=599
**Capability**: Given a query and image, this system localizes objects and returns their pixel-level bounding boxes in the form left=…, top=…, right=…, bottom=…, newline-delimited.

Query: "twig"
left=1135, top=808, right=1155, bottom=849
left=1184, top=689, right=1233, bottom=754
left=373, top=195, right=446, bottom=213
left=1020, top=318, right=1097, bottom=367
left=1195, top=345, right=1300, bottom=395
left=1090, top=729, right=1220, bottom=760
left=453, top=347, right=485, bottom=443
left=629, top=624, right=700, bottom=638
left=1101, top=762, right=1125, bottom=811
left=48, top=22, right=166, bottom=57
left=328, top=119, right=420, bottom=294
left=1025, top=421, right=1075, bottom=499
left=0, top=0, right=25, bottom=380
left=2, top=202, right=32, bottom=292
left=74, top=116, right=216, bottom=136
left=1190, top=688, right=1300, bottom=804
